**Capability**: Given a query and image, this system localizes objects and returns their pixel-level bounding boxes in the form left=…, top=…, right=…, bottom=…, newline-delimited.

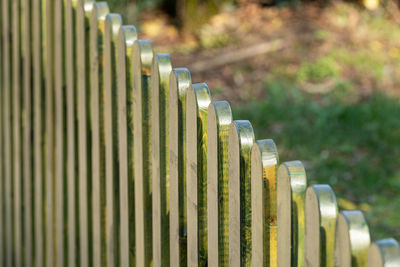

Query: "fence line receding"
left=0, top=0, right=399, bottom=266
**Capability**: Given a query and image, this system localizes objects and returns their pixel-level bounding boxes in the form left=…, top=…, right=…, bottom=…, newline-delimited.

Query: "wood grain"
left=368, top=238, right=400, bottom=267
left=207, top=101, right=232, bottom=267
left=117, top=25, right=137, bottom=267
left=305, top=185, right=338, bottom=267
left=151, top=53, right=172, bottom=267
left=335, top=210, right=370, bottom=267
left=133, top=39, right=154, bottom=267
left=169, top=68, right=191, bottom=267
left=251, top=139, right=279, bottom=267
left=104, top=13, right=122, bottom=267
left=229, top=120, right=255, bottom=267
left=187, top=83, right=212, bottom=266
left=90, top=3, right=109, bottom=267
left=277, top=161, right=307, bottom=267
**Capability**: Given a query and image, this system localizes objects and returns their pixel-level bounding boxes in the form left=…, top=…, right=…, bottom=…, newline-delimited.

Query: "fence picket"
left=207, top=101, right=232, bottom=267
left=104, top=13, right=122, bottom=267
left=169, top=68, right=191, bottom=267
left=12, top=1, right=22, bottom=266
left=117, top=25, right=137, bottom=267
left=368, top=238, right=400, bottom=266
left=54, top=0, right=67, bottom=265
left=2, top=0, right=12, bottom=266
left=133, top=39, right=154, bottom=267
left=90, top=3, right=110, bottom=267
left=32, top=0, right=45, bottom=265
left=0, top=0, right=399, bottom=266
left=76, top=1, right=94, bottom=266
left=187, top=83, right=212, bottom=266
left=0, top=0, right=4, bottom=262
left=229, top=120, right=255, bottom=267
left=151, top=53, right=172, bottom=267
left=277, top=161, right=307, bottom=267
left=44, top=0, right=55, bottom=264
left=305, top=184, right=338, bottom=267
left=65, top=0, right=79, bottom=265
left=251, top=139, right=279, bottom=267
left=22, top=0, right=33, bottom=265
left=335, top=210, right=370, bottom=267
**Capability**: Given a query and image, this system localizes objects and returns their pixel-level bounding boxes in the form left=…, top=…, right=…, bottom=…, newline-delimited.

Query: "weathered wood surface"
left=90, top=3, right=109, bottom=267
left=152, top=53, right=172, bottom=267
left=32, top=0, right=45, bottom=265
left=0, top=0, right=399, bottom=266
left=305, top=184, right=338, bottom=267
left=118, top=24, right=137, bottom=267
left=229, top=120, right=255, bottom=267
left=251, top=139, right=279, bottom=267
left=368, top=238, right=400, bottom=267
left=65, top=0, right=78, bottom=265
left=187, top=82, right=212, bottom=266
left=207, top=101, right=232, bottom=267
left=133, top=39, right=154, bottom=267
left=12, top=1, right=22, bottom=266
left=76, top=1, right=94, bottom=266
left=277, top=161, right=307, bottom=267
left=104, top=13, right=122, bottom=267
left=335, top=210, right=370, bottom=267
left=22, top=0, right=33, bottom=264
left=170, top=68, right=191, bottom=267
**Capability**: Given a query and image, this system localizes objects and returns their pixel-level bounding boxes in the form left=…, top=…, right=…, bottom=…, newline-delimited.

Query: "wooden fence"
left=0, top=0, right=399, bottom=266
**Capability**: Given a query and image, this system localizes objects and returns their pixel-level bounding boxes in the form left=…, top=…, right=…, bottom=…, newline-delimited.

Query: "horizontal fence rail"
left=0, top=0, right=400, bottom=266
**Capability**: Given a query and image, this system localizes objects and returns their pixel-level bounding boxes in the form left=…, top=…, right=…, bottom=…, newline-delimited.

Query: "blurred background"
left=111, top=0, right=400, bottom=241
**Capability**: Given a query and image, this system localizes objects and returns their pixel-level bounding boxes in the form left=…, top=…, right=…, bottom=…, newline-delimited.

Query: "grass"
left=233, top=79, right=400, bottom=240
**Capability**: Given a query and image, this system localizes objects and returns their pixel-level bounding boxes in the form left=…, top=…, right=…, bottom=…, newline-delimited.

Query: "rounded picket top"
left=335, top=210, right=371, bottom=267
left=251, top=139, right=279, bottom=267
left=186, top=82, right=212, bottom=266
left=368, top=238, right=400, bottom=267
left=89, top=3, right=110, bottom=267
left=305, top=184, right=338, bottom=267
left=207, top=100, right=232, bottom=267
left=228, top=120, right=255, bottom=267
left=277, top=161, right=307, bottom=267
left=169, top=68, right=192, bottom=267
left=132, top=39, right=154, bottom=267
left=151, top=53, right=173, bottom=267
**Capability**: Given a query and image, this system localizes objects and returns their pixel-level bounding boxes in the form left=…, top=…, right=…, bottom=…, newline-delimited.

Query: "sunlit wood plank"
left=65, top=0, right=78, bottom=265
left=151, top=53, right=172, bottom=267
left=305, top=184, right=338, bottom=267
left=32, top=0, right=45, bottom=264
left=368, top=238, right=400, bottom=267
left=251, top=139, right=279, bottom=267
left=133, top=39, right=154, bottom=267
left=207, top=100, right=232, bottom=267
left=169, top=68, right=191, bottom=267
left=90, top=3, right=110, bottom=267
left=12, top=1, right=22, bottom=266
left=21, top=0, right=33, bottom=265
left=2, top=0, right=12, bottom=265
left=277, top=161, right=307, bottom=267
left=104, top=13, right=122, bottom=267
left=335, top=210, right=370, bottom=267
left=117, top=25, right=137, bottom=267
left=229, top=120, right=255, bottom=267
left=76, top=1, right=94, bottom=266
left=187, top=82, right=212, bottom=266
